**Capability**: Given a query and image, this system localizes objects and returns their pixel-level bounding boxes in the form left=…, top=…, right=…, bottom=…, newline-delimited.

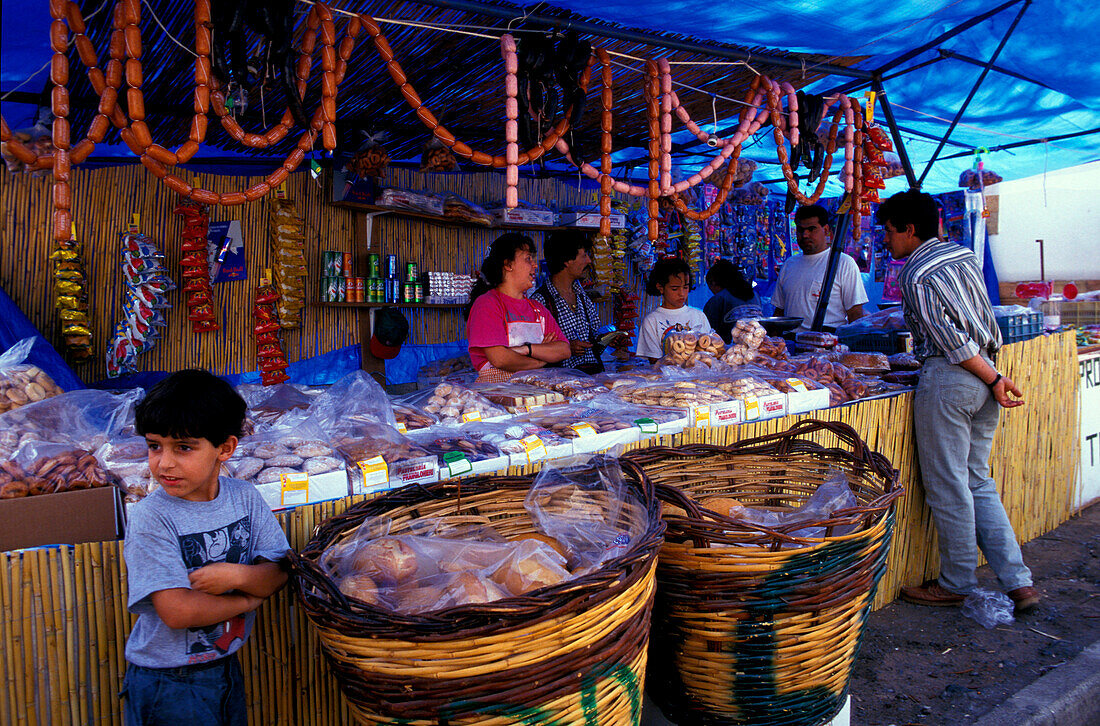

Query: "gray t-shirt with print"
left=123, top=477, right=290, bottom=668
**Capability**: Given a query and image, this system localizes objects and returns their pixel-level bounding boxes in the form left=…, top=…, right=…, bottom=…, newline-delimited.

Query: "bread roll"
left=514, top=532, right=568, bottom=559
left=442, top=571, right=508, bottom=605
left=701, top=496, right=746, bottom=519
left=350, top=537, right=419, bottom=584
left=493, top=550, right=569, bottom=595
left=338, top=573, right=380, bottom=605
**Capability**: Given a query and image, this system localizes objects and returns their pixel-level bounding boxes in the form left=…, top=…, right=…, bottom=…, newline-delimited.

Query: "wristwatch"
left=526, top=343, right=533, bottom=357
left=987, top=373, right=1002, bottom=389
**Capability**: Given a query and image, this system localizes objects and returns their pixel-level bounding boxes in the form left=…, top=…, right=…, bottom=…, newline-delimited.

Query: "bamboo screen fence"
left=0, top=332, right=1080, bottom=726
left=0, top=164, right=629, bottom=384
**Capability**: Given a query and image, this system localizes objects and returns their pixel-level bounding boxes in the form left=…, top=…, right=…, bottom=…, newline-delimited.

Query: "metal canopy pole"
left=917, top=0, right=1032, bottom=186
left=827, top=0, right=1026, bottom=96
left=810, top=199, right=852, bottom=332
left=935, top=125, right=1100, bottom=161
left=402, top=0, right=872, bottom=79
left=936, top=48, right=1051, bottom=90
left=873, top=77, right=918, bottom=189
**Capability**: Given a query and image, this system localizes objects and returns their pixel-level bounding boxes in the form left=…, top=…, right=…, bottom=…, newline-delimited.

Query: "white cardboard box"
left=710, top=399, right=744, bottom=426
left=558, top=211, right=627, bottom=229
left=490, top=207, right=556, bottom=227
left=785, top=387, right=832, bottom=415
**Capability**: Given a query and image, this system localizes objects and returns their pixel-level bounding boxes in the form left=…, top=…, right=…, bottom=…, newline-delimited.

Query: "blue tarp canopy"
left=4, top=0, right=1098, bottom=193
left=3, top=0, right=1097, bottom=192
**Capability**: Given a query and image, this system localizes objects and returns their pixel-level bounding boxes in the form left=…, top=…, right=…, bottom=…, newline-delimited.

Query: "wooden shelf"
left=315, top=302, right=465, bottom=309
left=330, top=200, right=566, bottom=231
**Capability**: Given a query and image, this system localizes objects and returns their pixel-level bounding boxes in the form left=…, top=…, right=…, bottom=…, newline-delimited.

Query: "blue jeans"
left=122, top=655, right=246, bottom=726
left=913, top=356, right=1032, bottom=594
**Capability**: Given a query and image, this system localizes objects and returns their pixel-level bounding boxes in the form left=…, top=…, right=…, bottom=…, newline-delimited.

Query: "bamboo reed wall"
left=0, top=165, right=615, bottom=384
left=0, top=332, right=1079, bottom=726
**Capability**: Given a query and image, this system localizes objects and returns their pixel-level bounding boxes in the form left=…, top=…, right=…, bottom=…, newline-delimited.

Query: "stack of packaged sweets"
left=51, top=224, right=93, bottom=362
left=106, top=229, right=173, bottom=377
left=175, top=202, right=220, bottom=333
left=253, top=279, right=290, bottom=385
left=270, top=198, right=307, bottom=328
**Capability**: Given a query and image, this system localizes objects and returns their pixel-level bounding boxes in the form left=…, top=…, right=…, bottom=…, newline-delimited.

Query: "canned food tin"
left=403, top=282, right=415, bottom=303
left=414, top=282, right=424, bottom=303
left=384, top=254, right=398, bottom=279
left=405, top=262, right=419, bottom=282
left=353, top=277, right=365, bottom=302
left=367, top=253, right=381, bottom=279
left=898, top=331, right=914, bottom=354
left=374, top=278, right=385, bottom=303
left=322, top=251, right=339, bottom=277
left=336, top=276, right=347, bottom=303
left=321, top=276, right=336, bottom=302
left=343, top=252, right=354, bottom=277
left=386, top=279, right=400, bottom=303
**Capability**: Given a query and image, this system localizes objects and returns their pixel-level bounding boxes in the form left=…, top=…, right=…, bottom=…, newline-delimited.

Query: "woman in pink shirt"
left=466, top=233, right=570, bottom=382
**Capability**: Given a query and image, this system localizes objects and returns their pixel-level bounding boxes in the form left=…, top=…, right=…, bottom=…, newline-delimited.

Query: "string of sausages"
left=596, top=48, right=613, bottom=238
left=501, top=34, right=519, bottom=209
left=50, top=0, right=72, bottom=243
left=645, top=60, right=661, bottom=242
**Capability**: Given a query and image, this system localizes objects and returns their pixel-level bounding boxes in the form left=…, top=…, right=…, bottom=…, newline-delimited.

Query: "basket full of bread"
left=288, top=454, right=664, bottom=725
left=620, top=420, right=903, bottom=726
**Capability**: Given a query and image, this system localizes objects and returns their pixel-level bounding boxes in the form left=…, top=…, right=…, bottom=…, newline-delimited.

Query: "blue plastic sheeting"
left=385, top=340, right=470, bottom=385
left=89, top=342, right=365, bottom=391
left=0, top=286, right=85, bottom=391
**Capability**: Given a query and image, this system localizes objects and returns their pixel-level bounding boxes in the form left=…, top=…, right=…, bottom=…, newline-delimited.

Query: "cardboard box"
left=490, top=207, right=557, bottom=227
left=785, top=387, right=832, bottom=415
left=558, top=211, right=627, bottom=229
left=1, top=486, right=125, bottom=552
left=332, top=169, right=380, bottom=205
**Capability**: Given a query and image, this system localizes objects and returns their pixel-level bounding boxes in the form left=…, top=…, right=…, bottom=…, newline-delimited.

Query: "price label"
left=280, top=471, right=309, bottom=506
left=521, top=434, right=546, bottom=464
left=634, top=417, right=658, bottom=435
left=357, top=455, right=388, bottom=489
left=395, top=422, right=408, bottom=434
left=864, top=91, right=877, bottom=124
left=693, top=405, right=710, bottom=428
left=570, top=423, right=598, bottom=438
left=786, top=378, right=808, bottom=393
left=129, top=213, right=140, bottom=233
left=275, top=181, right=288, bottom=200
left=743, top=395, right=760, bottom=420
left=443, top=450, right=473, bottom=477
left=461, top=410, right=483, bottom=423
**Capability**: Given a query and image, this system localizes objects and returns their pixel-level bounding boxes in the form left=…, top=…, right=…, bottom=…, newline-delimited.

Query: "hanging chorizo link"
left=50, top=0, right=72, bottom=242
left=645, top=60, right=661, bottom=242
left=597, top=48, right=613, bottom=237
left=501, top=34, right=520, bottom=208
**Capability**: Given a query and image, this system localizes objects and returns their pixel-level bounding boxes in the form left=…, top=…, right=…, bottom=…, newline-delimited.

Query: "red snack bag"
left=255, top=287, right=279, bottom=304
left=252, top=305, right=276, bottom=322
left=259, top=356, right=288, bottom=372
left=257, top=343, right=284, bottom=358
left=186, top=291, right=213, bottom=308
left=862, top=142, right=885, bottom=166
left=182, top=266, right=210, bottom=279
left=867, top=125, right=893, bottom=152
left=261, top=370, right=290, bottom=386
left=255, top=331, right=281, bottom=345
left=254, top=320, right=281, bottom=335
left=180, top=252, right=207, bottom=268
left=189, top=304, right=215, bottom=321
left=191, top=319, right=220, bottom=333
left=182, top=278, right=209, bottom=293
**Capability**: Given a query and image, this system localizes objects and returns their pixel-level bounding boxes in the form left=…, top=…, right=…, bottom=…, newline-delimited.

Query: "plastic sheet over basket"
left=621, top=420, right=904, bottom=726
left=287, top=462, right=666, bottom=725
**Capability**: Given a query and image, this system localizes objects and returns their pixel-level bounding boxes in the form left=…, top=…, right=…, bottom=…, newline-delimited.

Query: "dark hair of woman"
left=465, top=232, right=537, bottom=318
left=645, top=256, right=693, bottom=296
left=542, top=229, right=593, bottom=275
left=705, top=259, right=754, bottom=301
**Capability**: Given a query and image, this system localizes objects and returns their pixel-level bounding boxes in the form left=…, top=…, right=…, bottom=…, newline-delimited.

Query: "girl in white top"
left=635, top=257, right=714, bottom=361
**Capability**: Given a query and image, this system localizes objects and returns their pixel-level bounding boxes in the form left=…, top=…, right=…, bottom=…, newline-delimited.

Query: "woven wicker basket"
left=621, top=420, right=903, bottom=726
left=289, top=470, right=665, bottom=725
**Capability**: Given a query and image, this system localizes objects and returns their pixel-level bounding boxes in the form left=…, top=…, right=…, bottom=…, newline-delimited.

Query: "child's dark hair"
left=465, top=232, right=537, bottom=318
left=543, top=229, right=593, bottom=275
left=135, top=369, right=246, bottom=446
left=875, top=189, right=940, bottom=241
left=705, top=259, right=753, bottom=301
left=645, top=257, right=693, bottom=296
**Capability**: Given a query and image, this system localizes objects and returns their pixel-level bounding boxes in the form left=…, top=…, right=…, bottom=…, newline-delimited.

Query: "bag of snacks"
left=305, top=371, right=396, bottom=432
left=403, top=381, right=508, bottom=424
left=228, top=422, right=346, bottom=486
left=661, top=327, right=726, bottom=363
left=95, top=435, right=156, bottom=502
left=239, top=382, right=323, bottom=433
left=0, top=388, right=144, bottom=458
left=508, top=368, right=609, bottom=401
left=407, top=425, right=506, bottom=470
left=467, top=381, right=567, bottom=412
left=607, top=378, right=729, bottom=412
left=833, top=352, right=890, bottom=375
left=1, top=440, right=120, bottom=499
left=390, top=398, right=439, bottom=432
left=525, top=454, right=644, bottom=572
left=0, top=338, right=64, bottom=414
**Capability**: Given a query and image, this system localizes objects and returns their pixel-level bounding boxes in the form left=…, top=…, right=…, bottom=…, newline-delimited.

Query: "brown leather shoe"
left=1007, top=586, right=1041, bottom=614
left=899, top=580, right=966, bottom=607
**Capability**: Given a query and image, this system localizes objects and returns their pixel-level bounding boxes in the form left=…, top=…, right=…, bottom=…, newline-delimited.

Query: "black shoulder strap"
left=535, top=283, right=563, bottom=323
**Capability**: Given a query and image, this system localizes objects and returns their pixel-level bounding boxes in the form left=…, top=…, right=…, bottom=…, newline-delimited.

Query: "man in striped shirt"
left=876, top=190, right=1039, bottom=615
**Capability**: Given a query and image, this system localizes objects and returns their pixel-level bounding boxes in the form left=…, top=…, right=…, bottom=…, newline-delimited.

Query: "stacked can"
left=321, top=250, right=366, bottom=302
left=402, top=261, right=423, bottom=303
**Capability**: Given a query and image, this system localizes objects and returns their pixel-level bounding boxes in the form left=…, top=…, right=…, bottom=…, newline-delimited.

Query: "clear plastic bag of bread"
left=400, top=381, right=508, bottom=425
left=0, top=337, right=65, bottom=414
left=509, top=368, right=610, bottom=401
left=698, top=367, right=782, bottom=401
left=0, top=387, right=144, bottom=458
left=238, top=382, right=323, bottom=432
left=525, top=451, right=643, bottom=573
left=95, top=435, right=157, bottom=502
left=833, top=351, right=890, bottom=375
left=406, top=424, right=505, bottom=465
left=419, top=137, right=459, bottom=172
left=321, top=515, right=572, bottom=612
left=228, top=419, right=346, bottom=486
left=728, top=319, right=767, bottom=351
left=835, top=307, right=908, bottom=334
left=390, top=398, right=439, bottom=431
left=661, top=326, right=725, bottom=361
left=303, top=370, right=396, bottom=433
left=1, top=439, right=121, bottom=499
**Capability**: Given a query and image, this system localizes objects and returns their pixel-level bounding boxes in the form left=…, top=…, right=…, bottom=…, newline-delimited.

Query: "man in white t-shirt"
left=772, top=204, right=868, bottom=332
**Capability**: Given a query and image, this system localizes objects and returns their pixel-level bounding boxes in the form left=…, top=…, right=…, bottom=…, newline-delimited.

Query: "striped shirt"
left=898, top=238, right=1001, bottom=364
left=530, top=280, right=600, bottom=370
